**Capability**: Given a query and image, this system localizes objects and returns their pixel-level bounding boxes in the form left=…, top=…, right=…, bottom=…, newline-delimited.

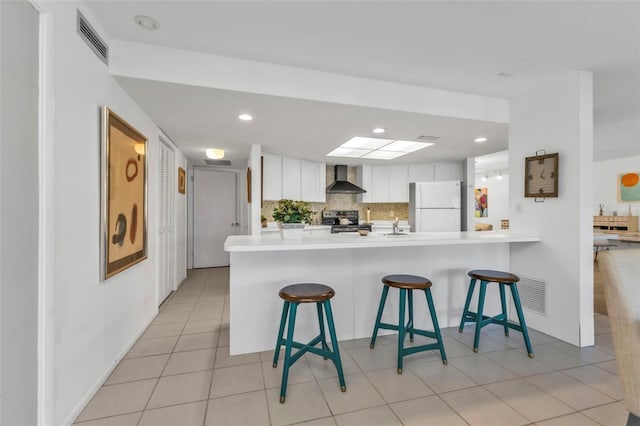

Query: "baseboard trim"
left=60, top=311, right=157, bottom=425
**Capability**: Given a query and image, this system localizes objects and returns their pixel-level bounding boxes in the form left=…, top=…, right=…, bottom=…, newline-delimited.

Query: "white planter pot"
left=279, top=223, right=305, bottom=240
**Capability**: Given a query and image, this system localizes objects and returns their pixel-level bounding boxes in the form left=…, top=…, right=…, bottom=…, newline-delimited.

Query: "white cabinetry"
left=262, top=154, right=325, bottom=202
left=408, top=164, right=435, bottom=182
left=434, top=162, right=462, bottom=181
left=301, top=160, right=326, bottom=203
left=281, top=157, right=301, bottom=199
left=359, top=162, right=462, bottom=203
left=262, top=153, right=282, bottom=201
left=388, top=165, right=409, bottom=202
left=358, top=165, right=409, bottom=203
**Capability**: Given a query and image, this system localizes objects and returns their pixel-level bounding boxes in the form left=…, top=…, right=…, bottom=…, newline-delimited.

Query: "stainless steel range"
left=321, top=210, right=373, bottom=234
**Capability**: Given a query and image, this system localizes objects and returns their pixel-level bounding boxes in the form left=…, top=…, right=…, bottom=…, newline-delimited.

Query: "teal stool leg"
left=509, top=284, right=534, bottom=357
left=323, top=300, right=346, bottom=392
left=397, top=288, right=407, bottom=374
left=473, top=281, right=488, bottom=353
left=499, top=283, right=509, bottom=336
left=279, top=302, right=298, bottom=403
left=408, top=289, right=415, bottom=342
left=370, top=286, right=390, bottom=349
left=459, top=278, right=477, bottom=332
left=425, top=288, right=448, bottom=365
left=273, top=301, right=290, bottom=367
left=316, top=302, right=328, bottom=359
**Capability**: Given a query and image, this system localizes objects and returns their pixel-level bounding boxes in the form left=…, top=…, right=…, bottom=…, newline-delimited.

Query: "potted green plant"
left=272, top=199, right=315, bottom=239
left=261, top=215, right=268, bottom=228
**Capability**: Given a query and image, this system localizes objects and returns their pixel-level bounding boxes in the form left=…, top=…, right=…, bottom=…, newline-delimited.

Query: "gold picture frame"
left=101, top=107, right=148, bottom=280
left=178, top=167, right=186, bottom=194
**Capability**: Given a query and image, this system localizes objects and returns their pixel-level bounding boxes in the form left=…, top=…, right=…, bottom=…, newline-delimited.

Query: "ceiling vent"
left=77, top=10, right=109, bottom=65
left=205, top=159, right=232, bottom=166
left=417, top=135, right=440, bottom=141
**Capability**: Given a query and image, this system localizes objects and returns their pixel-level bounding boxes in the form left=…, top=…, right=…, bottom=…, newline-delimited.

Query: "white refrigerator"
left=409, top=181, right=461, bottom=232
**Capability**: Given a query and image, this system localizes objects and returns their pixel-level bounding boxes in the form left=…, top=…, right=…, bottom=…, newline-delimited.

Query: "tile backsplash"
left=261, top=165, right=409, bottom=223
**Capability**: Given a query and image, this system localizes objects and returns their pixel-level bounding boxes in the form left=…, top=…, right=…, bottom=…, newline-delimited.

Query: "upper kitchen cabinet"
left=300, top=160, right=326, bottom=203
left=262, top=153, right=326, bottom=202
left=262, top=153, right=282, bottom=201
left=434, top=162, right=463, bottom=181
left=281, top=157, right=301, bottom=199
left=358, top=162, right=463, bottom=203
left=358, top=165, right=409, bottom=203
left=408, top=164, right=435, bottom=182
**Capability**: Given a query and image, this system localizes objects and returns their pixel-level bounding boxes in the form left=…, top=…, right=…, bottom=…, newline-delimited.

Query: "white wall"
left=509, top=71, right=594, bottom=346
left=0, top=1, right=39, bottom=423
left=475, top=174, right=510, bottom=231
left=35, top=2, right=185, bottom=423
left=593, top=155, right=640, bottom=217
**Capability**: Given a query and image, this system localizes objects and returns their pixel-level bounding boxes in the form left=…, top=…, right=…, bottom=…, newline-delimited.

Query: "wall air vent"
left=515, top=276, right=547, bottom=315
left=77, top=10, right=108, bottom=65
left=205, top=159, right=232, bottom=166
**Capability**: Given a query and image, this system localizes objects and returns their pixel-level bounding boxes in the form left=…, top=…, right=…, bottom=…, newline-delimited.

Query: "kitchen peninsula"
left=224, top=232, right=540, bottom=355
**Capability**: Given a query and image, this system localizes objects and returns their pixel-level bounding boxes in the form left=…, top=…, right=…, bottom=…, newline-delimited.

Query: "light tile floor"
left=74, top=267, right=629, bottom=426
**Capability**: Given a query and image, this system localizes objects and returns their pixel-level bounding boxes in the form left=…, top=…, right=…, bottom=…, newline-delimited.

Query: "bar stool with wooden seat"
left=273, top=283, right=346, bottom=403
left=370, top=274, right=447, bottom=374
left=458, top=269, right=534, bottom=357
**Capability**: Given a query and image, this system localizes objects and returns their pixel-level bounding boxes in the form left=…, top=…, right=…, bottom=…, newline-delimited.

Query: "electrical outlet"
left=389, top=210, right=394, bottom=217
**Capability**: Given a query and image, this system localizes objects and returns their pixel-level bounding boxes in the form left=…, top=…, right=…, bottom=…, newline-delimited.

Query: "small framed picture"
left=501, top=219, right=510, bottom=230
left=178, top=167, right=186, bottom=194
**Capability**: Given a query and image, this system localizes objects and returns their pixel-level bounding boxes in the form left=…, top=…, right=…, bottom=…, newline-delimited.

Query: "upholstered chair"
left=600, top=249, right=640, bottom=426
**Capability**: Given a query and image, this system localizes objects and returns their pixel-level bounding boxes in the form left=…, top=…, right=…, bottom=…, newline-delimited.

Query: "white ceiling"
left=87, top=1, right=640, bottom=166
left=116, top=77, right=508, bottom=167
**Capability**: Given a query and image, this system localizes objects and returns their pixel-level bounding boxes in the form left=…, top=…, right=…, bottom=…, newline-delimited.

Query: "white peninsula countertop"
left=224, top=231, right=540, bottom=355
left=225, top=231, right=540, bottom=252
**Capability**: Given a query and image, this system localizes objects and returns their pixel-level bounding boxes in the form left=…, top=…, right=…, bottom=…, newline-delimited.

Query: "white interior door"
left=158, top=139, right=175, bottom=304
left=193, top=169, right=237, bottom=268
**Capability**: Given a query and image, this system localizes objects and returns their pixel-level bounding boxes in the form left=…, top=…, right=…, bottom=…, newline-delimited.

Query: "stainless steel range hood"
left=326, top=165, right=366, bottom=194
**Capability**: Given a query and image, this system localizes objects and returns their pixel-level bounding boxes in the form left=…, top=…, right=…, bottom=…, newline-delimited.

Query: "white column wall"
left=508, top=71, right=594, bottom=346
left=34, top=2, right=186, bottom=423
left=249, top=144, right=262, bottom=235
left=0, top=1, right=39, bottom=423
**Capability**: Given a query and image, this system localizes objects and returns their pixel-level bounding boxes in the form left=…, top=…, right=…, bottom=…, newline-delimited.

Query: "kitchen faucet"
left=392, top=217, right=400, bottom=234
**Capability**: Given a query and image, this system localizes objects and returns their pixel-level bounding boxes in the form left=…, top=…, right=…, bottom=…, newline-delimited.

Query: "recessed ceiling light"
left=372, top=127, right=386, bottom=134
left=205, top=149, right=225, bottom=159
left=238, top=114, right=253, bottom=121
left=474, top=137, right=488, bottom=143
left=134, top=15, right=159, bottom=30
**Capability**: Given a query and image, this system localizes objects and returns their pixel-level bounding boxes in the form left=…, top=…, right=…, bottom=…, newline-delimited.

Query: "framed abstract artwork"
left=101, top=107, right=148, bottom=280
left=475, top=187, right=488, bottom=217
left=178, top=167, right=186, bottom=194
left=617, top=172, right=640, bottom=202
